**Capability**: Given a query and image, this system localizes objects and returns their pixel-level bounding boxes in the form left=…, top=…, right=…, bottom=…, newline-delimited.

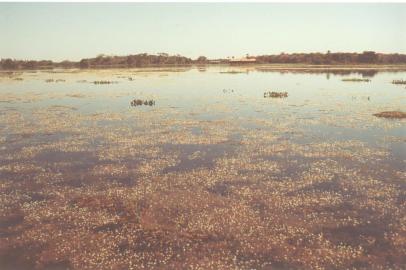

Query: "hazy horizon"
left=1, top=3, right=406, bottom=61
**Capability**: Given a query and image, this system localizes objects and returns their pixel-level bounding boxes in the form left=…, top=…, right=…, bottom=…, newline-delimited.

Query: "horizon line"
left=3, top=50, right=406, bottom=62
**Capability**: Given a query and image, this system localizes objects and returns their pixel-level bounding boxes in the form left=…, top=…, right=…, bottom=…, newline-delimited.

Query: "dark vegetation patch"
left=222, top=88, right=235, bottom=93
left=207, top=182, right=231, bottom=197
left=342, top=78, right=370, bottom=82
left=93, top=222, right=122, bottom=233
left=219, top=71, right=245, bottom=74
left=93, top=80, right=118, bottom=84
left=264, top=91, right=288, bottom=98
left=373, top=111, right=406, bottom=119
left=35, top=150, right=95, bottom=164
left=391, top=79, right=406, bottom=85
left=130, top=99, right=155, bottom=107
left=0, top=213, right=24, bottom=228
left=0, top=241, right=47, bottom=270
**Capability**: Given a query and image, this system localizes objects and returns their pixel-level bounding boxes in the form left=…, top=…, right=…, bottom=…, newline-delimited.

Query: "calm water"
left=1, top=66, right=405, bottom=160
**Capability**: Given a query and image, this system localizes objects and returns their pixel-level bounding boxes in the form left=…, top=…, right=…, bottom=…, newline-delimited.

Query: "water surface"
left=0, top=66, right=405, bottom=269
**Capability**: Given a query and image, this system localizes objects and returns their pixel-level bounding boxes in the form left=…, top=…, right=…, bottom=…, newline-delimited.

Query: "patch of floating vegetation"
left=0, top=92, right=43, bottom=103
left=117, top=76, right=134, bottom=81
left=391, top=79, right=406, bottom=85
left=373, top=111, right=406, bottom=119
left=45, top=79, right=66, bottom=83
left=264, top=91, right=288, bottom=98
left=66, top=93, right=86, bottom=98
left=47, top=105, right=78, bottom=111
left=93, top=80, right=118, bottom=85
left=130, top=99, right=156, bottom=107
left=219, top=70, right=246, bottom=74
left=222, top=89, right=234, bottom=93
left=13, top=78, right=23, bottom=81
left=76, top=80, right=87, bottom=83
left=342, top=78, right=371, bottom=82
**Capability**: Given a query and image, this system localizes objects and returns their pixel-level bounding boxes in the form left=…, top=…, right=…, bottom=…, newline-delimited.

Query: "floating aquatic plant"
left=391, top=79, right=406, bottom=85
left=264, top=91, right=288, bottom=98
left=373, top=111, right=406, bottom=119
left=93, top=80, right=118, bottom=84
left=130, top=99, right=155, bottom=107
left=342, top=78, right=370, bottom=82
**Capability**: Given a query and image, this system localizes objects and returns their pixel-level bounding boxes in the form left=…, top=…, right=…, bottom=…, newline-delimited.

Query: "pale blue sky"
left=1, top=3, right=405, bottom=61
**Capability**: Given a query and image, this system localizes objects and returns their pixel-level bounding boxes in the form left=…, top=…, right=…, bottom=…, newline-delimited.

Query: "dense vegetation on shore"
left=1, top=51, right=406, bottom=70
left=0, top=53, right=193, bottom=70
left=79, top=53, right=193, bottom=68
left=255, top=51, right=406, bottom=65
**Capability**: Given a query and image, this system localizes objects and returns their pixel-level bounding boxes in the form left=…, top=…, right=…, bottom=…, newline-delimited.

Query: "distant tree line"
left=255, top=51, right=406, bottom=65
left=1, top=51, right=406, bottom=70
left=0, top=59, right=56, bottom=70
left=78, top=53, right=193, bottom=68
left=0, top=53, right=193, bottom=70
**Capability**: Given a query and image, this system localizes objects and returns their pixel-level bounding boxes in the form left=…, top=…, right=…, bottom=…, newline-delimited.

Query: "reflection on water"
left=259, top=68, right=381, bottom=78
left=0, top=66, right=405, bottom=269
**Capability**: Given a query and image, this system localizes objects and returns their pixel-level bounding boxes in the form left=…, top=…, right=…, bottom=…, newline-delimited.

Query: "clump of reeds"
left=342, top=78, right=370, bottom=82
left=93, top=80, right=118, bottom=85
left=219, top=71, right=245, bottom=74
left=264, top=91, right=288, bottom=98
left=223, top=89, right=234, bottom=93
left=373, top=111, right=406, bottom=119
left=130, top=99, right=155, bottom=107
left=391, top=79, right=406, bottom=85
left=45, top=78, right=66, bottom=83
left=117, top=76, right=133, bottom=81
left=66, top=93, right=86, bottom=98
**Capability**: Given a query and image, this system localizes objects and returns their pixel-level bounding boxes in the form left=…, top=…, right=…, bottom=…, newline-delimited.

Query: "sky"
left=0, top=3, right=406, bottom=61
